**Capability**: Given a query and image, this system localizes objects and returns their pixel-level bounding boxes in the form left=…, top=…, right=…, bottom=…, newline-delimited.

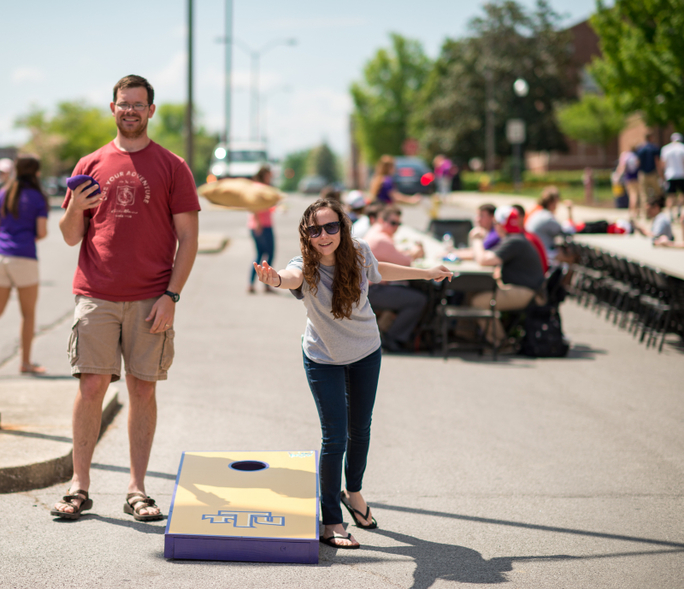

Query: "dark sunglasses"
left=388, top=220, right=402, bottom=227
left=307, top=221, right=341, bottom=239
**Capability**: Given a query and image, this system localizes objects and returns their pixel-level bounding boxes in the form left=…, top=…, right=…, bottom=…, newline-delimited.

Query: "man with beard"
left=52, top=75, right=200, bottom=522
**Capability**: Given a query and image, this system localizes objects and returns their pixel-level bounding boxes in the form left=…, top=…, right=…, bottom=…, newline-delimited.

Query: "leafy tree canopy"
left=306, top=142, right=339, bottom=183
left=15, top=102, right=116, bottom=176
left=351, top=33, right=431, bottom=164
left=415, top=0, right=575, bottom=163
left=280, top=148, right=311, bottom=191
left=556, top=94, right=625, bottom=146
left=590, top=0, right=684, bottom=129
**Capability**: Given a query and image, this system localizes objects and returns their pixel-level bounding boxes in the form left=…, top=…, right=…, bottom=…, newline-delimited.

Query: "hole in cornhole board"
left=229, top=460, right=269, bottom=471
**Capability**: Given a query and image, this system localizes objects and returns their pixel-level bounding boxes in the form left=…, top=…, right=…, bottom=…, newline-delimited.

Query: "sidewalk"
left=0, top=229, right=229, bottom=494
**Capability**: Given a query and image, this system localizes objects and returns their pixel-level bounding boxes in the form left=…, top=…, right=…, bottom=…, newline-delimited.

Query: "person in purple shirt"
left=455, top=203, right=500, bottom=260
left=369, top=155, right=420, bottom=205
left=0, top=155, right=49, bottom=374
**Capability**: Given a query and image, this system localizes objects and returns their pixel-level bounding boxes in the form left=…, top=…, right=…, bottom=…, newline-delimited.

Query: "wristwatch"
left=164, top=290, right=180, bottom=303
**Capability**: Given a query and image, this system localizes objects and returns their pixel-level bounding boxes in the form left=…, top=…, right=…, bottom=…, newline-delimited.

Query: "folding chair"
left=427, top=219, right=474, bottom=247
left=434, top=273, right=500, bottom=360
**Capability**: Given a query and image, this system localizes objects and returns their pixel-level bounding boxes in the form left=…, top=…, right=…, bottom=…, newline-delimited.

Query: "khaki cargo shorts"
left=0, top=255, right=39, bottom=288
left=68, top=295, right=175, bottom=382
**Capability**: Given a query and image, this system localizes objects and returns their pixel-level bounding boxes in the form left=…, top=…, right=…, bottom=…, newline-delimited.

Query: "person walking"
left=253, top=197, right=451, bottom=549
left=51, top=75, right=200, bottom=521
left=247, top=164, right=276, bottom=294
left=660, top=132, right=684, bottom=221
left=0, top=155, right=49, bottom=374
left=368, top=155, right=420, bottom=205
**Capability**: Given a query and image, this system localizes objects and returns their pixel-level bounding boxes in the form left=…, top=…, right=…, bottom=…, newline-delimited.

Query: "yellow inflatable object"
left=198, top=178, right=283, bottom=212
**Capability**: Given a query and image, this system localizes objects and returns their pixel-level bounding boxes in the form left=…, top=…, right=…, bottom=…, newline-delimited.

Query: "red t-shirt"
left=62, top=141, right=200, bottom=301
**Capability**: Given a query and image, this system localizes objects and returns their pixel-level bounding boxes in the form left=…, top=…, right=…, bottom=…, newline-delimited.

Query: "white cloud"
left=11, top=67, right=45, bottom=84
left=261, top=16, right=367, bottom=31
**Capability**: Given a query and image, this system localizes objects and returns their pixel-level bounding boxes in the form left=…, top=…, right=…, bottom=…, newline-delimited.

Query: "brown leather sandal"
left=124, top=492, right=164, bottom=521
left=50, top=489, right=93, bottom=520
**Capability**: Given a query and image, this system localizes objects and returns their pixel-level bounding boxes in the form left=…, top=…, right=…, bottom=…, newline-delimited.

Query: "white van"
left=208, top=141, right=268, bottom=181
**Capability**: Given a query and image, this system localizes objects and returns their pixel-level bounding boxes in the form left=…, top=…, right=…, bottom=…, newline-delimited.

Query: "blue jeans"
left=249, top=227, right=274, bottom=285
left=303, top=346, right=382, bottom=525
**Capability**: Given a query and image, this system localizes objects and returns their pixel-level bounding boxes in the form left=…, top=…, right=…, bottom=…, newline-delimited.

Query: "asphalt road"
left=1, top=194, right=683, bottom=589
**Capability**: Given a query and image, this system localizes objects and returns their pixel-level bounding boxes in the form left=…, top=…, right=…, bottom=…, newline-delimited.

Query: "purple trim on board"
left=164, top=451, right=186, bottom=537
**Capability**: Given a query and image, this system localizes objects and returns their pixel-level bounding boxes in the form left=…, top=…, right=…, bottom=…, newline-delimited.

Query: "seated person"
left=352, top=201, right=383, bottom=239
left=343, top=190, right=366, bottom=223
left=525, top=186, right=575, bottom=263
left=470, top=205, right=545, bottom=344
left=634, top=195, right=674, bottom=242
left=455, top=203, right=499, bottom=260
left=655, top=217, right=684, bottom=247
left=365, top=206, right=427, bottom=352
left=512, top=203, right=549, bottom=274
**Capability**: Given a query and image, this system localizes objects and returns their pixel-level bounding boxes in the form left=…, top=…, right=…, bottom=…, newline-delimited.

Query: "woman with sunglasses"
left=254, top=198, right=452, bottom=549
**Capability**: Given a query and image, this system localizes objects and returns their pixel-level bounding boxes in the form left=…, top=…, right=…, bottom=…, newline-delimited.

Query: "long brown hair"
left=1, top=155, right=47, bottom=219
left=298, top=198, right=365, bottom=320
left=368, top=155, right=395, bottom=201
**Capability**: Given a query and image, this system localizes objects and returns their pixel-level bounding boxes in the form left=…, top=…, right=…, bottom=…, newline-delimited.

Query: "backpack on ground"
left=520, top=304, right=569, bottom=358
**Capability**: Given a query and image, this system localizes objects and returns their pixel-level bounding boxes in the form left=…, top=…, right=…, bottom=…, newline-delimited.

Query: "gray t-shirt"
left=651, top=211, right=673, bottom=241
left=493, top=234, right=545, bottom=291
left=287, top=239, right=383, bottom=365
left=525, top=209, right=564, bottom=254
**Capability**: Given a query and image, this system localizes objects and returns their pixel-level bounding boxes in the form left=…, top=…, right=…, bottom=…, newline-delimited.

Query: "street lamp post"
left=508, top=77, right=529, bottom=189
left=231, top=37, right=296, bottom=141
left=261, top=85, right=291, bottom=146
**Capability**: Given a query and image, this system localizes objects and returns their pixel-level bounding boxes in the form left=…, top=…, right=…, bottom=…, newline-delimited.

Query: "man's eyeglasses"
left=115, top=103, right=150, bottom=112
left=306, top=221, right=341, bottom=239
left=388, top=220, right=402, bottom=227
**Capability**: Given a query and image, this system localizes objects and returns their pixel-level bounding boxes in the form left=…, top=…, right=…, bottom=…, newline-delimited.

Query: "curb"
left=0, top=388, right=121, bottom=494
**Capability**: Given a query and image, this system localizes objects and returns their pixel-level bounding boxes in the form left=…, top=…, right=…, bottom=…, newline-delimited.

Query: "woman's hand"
left=253, top=260, right=281, bottom=287
left=427, top=265, right=453, bottom=282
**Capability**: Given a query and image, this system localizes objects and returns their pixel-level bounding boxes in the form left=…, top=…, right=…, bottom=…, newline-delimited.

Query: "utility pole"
left=185, top=0, right=194, bottom=174
left=485, top=68, right=495, bottom=172
left=224, top=0, right=232, bottom=162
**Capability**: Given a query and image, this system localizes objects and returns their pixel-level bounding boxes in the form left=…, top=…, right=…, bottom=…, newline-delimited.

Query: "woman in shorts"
left=253, top=197, right=451, bottom=549
left=0, top=155, right=49, bottom=374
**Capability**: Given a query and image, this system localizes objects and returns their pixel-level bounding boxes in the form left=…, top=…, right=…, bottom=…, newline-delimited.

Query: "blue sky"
left=2, top=0, right=597, bottom=161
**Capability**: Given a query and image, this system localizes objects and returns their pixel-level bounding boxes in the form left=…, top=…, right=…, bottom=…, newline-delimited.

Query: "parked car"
left=393, top=156, right=435, bottom=195
left=207, top=141, right=268, bottom=181
left=297, top=175, right=328, bottom=194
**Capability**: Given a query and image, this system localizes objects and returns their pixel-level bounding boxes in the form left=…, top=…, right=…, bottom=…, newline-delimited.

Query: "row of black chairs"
left=568, top=243, right=684, bottom=352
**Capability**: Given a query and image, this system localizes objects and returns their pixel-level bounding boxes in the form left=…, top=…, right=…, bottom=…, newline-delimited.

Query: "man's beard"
left=117, top=117, right=148, bottom=139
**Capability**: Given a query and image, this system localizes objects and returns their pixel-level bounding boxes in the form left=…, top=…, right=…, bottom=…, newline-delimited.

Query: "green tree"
left=351, top=33, right=431, bottom=164
left=416, top=0, right=574, bottom=163
left=590, top=0, right=684, bottom=129
left=307, top=143, right=338, bottom=183
left=280, top=149, right=311, bottom=191
left=149, top=103, right=219, bottom=184
left=556, top=94, right=625, bottom=148
left=15, top=102, right=116, bottom=176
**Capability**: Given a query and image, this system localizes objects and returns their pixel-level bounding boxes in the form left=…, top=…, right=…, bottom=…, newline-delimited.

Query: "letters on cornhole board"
left=164, top=451, right=319, bottom=563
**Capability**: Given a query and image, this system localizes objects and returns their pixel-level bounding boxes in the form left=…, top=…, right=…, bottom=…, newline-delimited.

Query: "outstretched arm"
left=378, top=262, right=453, bottom=282
left=254, top=261, right=304, bottom=290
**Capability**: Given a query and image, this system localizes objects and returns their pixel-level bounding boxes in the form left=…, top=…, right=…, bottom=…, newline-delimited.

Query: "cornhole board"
left=164, top=451, right=319, bottom=563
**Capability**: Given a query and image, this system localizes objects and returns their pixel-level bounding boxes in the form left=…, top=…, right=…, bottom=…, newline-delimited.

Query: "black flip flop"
left=340, top=493, right=378, bottom=529
left=320, top=533, right=360, bottom=549
left=50, top=489, right=93, bottom=520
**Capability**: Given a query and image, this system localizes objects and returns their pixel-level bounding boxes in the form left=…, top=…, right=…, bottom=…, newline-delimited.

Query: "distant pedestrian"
left=253, top=198, right=451, bottom=549
left=0, top=158, right=14, bottom=187
left=247, top=164, right=276, bottom=294
left=636, top=132, right=662, bottom=200
left=369, top=155, right=420, bottom=205
left=0, top=155, right=49, bottom=374
left=615, top=147, right=641, bottom=218
left=51, top=74, right=200, bottom=521
left=660, top=132, right=684, bottom=221
left=433, top=154, right=454, bottom=196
